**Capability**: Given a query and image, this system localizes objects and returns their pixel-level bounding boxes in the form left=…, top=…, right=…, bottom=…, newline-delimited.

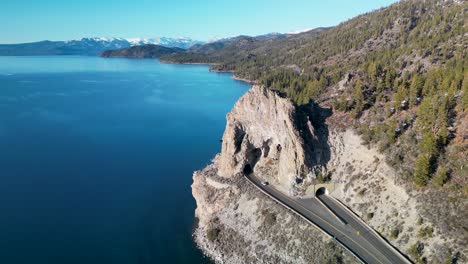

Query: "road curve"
left=245, top=174, right=412, bottom=264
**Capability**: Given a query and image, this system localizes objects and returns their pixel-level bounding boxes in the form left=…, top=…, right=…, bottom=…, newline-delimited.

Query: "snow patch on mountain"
left=287, top=28, right=315, bottom=34
left=65, top=37, right=203, bottom=49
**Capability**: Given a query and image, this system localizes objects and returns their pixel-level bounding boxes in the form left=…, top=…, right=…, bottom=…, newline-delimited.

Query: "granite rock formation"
left=217, top=85, right=327, bottom=193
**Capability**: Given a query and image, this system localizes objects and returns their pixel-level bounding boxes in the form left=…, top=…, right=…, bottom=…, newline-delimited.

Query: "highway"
left=245, top=174, right=412, bottom=264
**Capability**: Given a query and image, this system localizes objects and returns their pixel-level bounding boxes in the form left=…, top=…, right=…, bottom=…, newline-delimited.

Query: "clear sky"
left=1, top=0, right=399, bottom=44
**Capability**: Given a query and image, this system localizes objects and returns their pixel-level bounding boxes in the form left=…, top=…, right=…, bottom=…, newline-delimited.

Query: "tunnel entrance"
left=316, top=187, right=328, bottom=196
left=243, top=164, right=253, bottom=175
left=243, top=147, right=261, bottom=176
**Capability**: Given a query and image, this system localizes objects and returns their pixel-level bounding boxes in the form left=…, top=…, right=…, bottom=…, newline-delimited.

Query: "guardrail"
left=244, top=175, right=365, bottom=264
left=330, top=196, right=413, bottom=264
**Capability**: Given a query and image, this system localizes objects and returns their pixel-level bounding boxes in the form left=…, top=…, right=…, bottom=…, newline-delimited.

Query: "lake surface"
left=0, top=56, right=249, bottom=264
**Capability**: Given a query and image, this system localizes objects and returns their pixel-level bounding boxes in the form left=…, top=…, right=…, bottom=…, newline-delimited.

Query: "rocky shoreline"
left=192, top=162, right=358, bottom=264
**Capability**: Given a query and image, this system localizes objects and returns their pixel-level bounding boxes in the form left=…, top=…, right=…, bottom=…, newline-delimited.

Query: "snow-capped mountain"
left=126, top=37, right=204, bottom=49
left=69, top=37, right=204, bottom=50
left=0, top=37, right=204, bottom=56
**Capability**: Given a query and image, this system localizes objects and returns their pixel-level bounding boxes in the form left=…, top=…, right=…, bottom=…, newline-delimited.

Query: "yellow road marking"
left=248, top=175, right=407, bottom=264
left=279, top=193, right=386, bottom=264
left=248, top=175, right=390, bottom=264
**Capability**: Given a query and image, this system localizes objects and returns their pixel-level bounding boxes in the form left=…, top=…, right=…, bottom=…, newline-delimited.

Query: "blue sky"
left=1, top=0, right=399, bottom=43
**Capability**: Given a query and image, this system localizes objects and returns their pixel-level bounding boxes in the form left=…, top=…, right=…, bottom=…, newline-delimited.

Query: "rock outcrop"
left=217, top=85, right=325, bottom=193
left=191, top=85, right=353, bottom=263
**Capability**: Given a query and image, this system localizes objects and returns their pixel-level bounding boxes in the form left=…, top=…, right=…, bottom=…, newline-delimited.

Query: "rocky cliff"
left=217, top=85, right=328, bottom=193
left=192, top=85, right=465, bottom=263
left=192, top=85, right=353, bottom=263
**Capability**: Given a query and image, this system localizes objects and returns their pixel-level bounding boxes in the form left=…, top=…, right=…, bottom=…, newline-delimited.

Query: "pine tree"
left=352, top=80, right=365, bottom=116
left=420, top=132, right=438, bottom=159
left=409, top=74, right=424, bottom=106
left=433, top=165, right=449, bottom=187
left=414, top=155, right=431, bottom=186
left=394, top=82, right=409, bottom=110
left=387, top=117, right=398, bottom=144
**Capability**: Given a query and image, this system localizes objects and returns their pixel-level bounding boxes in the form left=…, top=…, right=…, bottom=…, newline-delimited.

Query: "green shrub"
left=390, top=228, right=400, bottom=239
left=207, top=227, right=220, bottom=242
left=416, top=217, right=424, bottom=225
left=357, top=188, right=366, bottom=196
left=316, top=171, right=331, bottom=183
left=408, top=242, right=425, bottom=263
left=433, top=166, right=449, bottom=187
left=418, top=226, right=434, bottom=238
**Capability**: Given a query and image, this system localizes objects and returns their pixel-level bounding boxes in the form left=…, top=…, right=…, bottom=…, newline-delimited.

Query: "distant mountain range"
left=0, top=37, right=203, bottom=56
left=125, top=37, right=204, bottom=49
left=101, top=32, right=291, bottom=60
left=0, top=33, right=298, bottom=56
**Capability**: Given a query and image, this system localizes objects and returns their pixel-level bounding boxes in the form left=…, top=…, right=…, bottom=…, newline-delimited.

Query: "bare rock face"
left=217, top=85, right=322, bottom=192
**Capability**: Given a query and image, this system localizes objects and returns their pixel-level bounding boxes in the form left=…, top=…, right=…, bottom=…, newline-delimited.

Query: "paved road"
left=245, top=174, right=411, bottom=264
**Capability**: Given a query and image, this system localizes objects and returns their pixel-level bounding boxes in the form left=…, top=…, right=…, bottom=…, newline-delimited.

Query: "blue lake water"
left=0, top=56, right=249, bottom=264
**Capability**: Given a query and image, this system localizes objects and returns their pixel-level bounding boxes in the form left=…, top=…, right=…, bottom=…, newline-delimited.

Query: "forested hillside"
left=100, top=44, right=184, bottom=58
left=162, top=0, right=467, bottom=194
